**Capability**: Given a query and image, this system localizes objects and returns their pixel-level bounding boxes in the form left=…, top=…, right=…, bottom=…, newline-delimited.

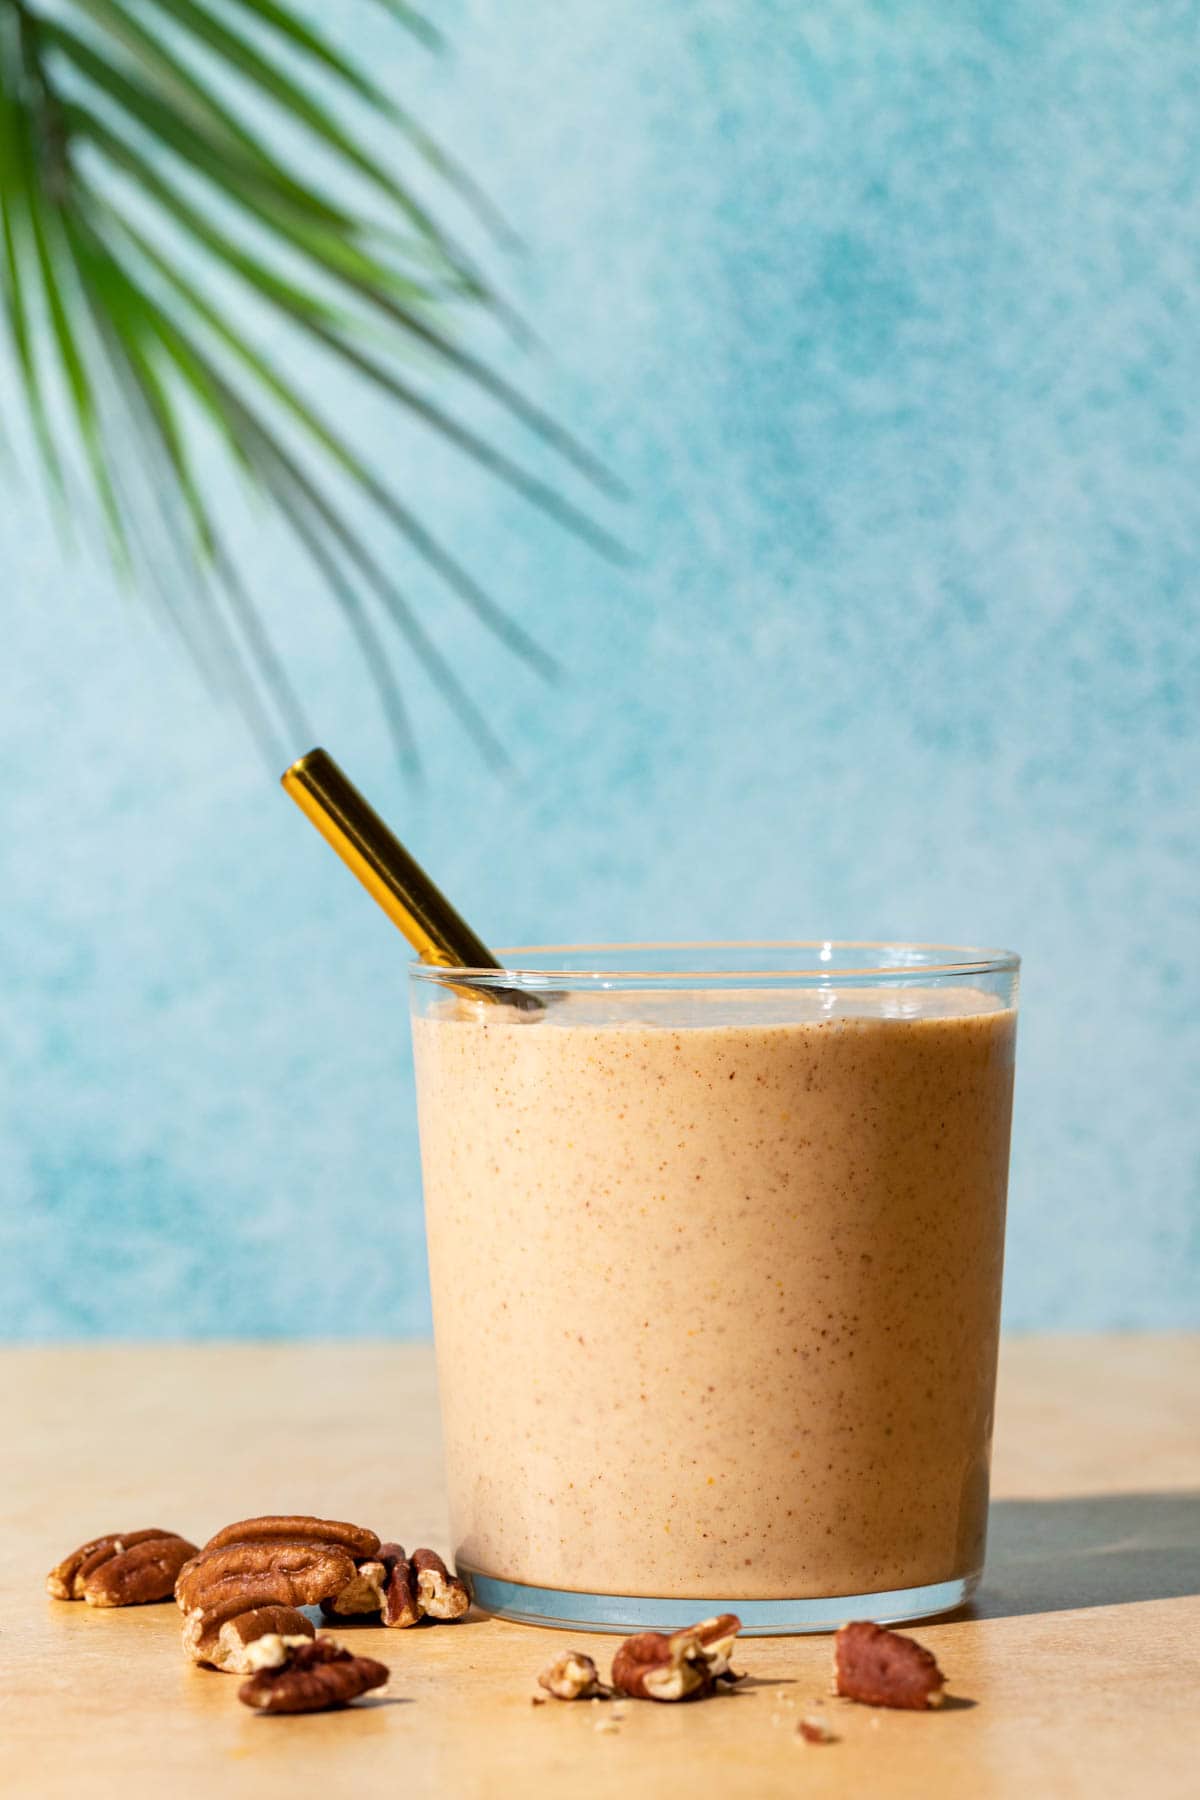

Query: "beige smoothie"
left=413, top=983, right=1016, bottom=1602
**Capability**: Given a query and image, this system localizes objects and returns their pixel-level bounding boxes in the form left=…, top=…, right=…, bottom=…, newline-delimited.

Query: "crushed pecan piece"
left=411, top=1547, right=470, bottom=1621
left=46, top=1531, right=197, bottom=1607
left=833, top=1621, right=945, bottom=1710
left=183, top=1603, right=316, bottom=1672
left=537, top=1652, right=607, bottom=1700
left=203, top=1516, right=380, bottom=1561
left=237, top=1635, right=389, bottom=1714
left=611, top=1614, right=741, bottom=1702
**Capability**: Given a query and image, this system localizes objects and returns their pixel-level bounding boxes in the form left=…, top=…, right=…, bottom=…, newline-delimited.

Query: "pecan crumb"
left=538, top=1651, right=607, bottom=1700
left=611, top=1614, right=742, bottom=1702
left=798, top=1715, right=837, bottom=1744
left=237, top=1635, right=389, bottom=1714
left=833, top=1621, right=945, bottom=1711
left=241, top=1630, right=314, bottom=1673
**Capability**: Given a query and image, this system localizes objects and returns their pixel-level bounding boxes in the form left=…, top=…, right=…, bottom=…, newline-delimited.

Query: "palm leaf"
left=64, top=179, right=511, bottom=762
left=71, top=130, right=623, bottom=565
left=68, top=81, right=616, bottom=488
left=162, top=0, right=521, bottom=252
left=0, top=0, right=623, bottom=768
left=23, top=170, right=128, bottom=561
left=62, top=213, right=300, bottom=765
left=0, top=18, right=66, bottom=502
left=363, top=0, right=442, bottom=53
left=131, top=0, right=499, bottom=274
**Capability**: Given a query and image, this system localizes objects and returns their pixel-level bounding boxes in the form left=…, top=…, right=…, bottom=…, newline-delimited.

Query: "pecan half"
left=175, top=1540, right=356, bottom=1616
left=181, top=1588, right=288, bottom=1651
left=237, top=1635, right=389, bottom=1714
left=833, top=1621, right=945, bottom=1710
left=411, top=1547, right=470, bottom=1621
left=183, top=1603, right=316, bottom=1671
left=538, top=1652, right=607, bottom=1700
left=48, top=1534, right=126, bottom=1599
left=46, top=1531, right=198, bottom=1606
left=380, top=1547, right=423, bottom=1628
left=203, top=1516, right=380, bottom=1561
left=611, top=1615, right=741, bottom=1702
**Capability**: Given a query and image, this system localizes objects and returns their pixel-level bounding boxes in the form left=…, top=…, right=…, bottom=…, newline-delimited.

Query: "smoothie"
left=413, top=981, right=1016, bottom=1604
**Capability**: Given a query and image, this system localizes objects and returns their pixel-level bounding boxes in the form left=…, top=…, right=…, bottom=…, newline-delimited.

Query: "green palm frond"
left=0, top=0, right=624, bottom=771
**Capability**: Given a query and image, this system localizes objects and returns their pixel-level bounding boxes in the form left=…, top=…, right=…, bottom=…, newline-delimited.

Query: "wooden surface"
left=3, top=1336, right=1198, bottom=1799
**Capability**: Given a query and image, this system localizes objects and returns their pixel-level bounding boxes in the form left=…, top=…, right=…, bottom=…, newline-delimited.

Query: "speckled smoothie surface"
left=413, top=987, right=1017, bottom=1601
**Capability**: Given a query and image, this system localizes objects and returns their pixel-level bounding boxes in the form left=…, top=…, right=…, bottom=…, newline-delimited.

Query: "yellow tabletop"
left=3, top=1336, right=1197, bottom=1799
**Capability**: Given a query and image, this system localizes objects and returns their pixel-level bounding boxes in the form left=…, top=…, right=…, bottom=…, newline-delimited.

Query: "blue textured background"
left=2, top=1, right=1197, bottom=1337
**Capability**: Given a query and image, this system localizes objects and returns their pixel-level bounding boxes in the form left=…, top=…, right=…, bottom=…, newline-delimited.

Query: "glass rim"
left=408, top=939, right=1020, bottom=985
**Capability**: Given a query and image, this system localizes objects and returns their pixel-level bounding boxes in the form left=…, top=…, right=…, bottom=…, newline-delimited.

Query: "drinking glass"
left=410, top=942, right=1019, bottom=1633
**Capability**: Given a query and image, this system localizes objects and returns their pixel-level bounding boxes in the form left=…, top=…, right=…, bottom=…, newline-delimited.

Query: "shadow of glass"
left=967, top=1491, right=1200, bottom=1619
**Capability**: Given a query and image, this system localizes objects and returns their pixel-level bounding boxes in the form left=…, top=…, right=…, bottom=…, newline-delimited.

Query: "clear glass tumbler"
left=409, top=942, right=1019, bottom=1633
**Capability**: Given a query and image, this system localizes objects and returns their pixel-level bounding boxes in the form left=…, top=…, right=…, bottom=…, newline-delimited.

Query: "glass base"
left=463, top=1569, right=979, bottom=1635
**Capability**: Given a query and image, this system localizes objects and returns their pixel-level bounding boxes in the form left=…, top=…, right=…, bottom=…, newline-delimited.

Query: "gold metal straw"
left=281, top=747, right=501, bottom=972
